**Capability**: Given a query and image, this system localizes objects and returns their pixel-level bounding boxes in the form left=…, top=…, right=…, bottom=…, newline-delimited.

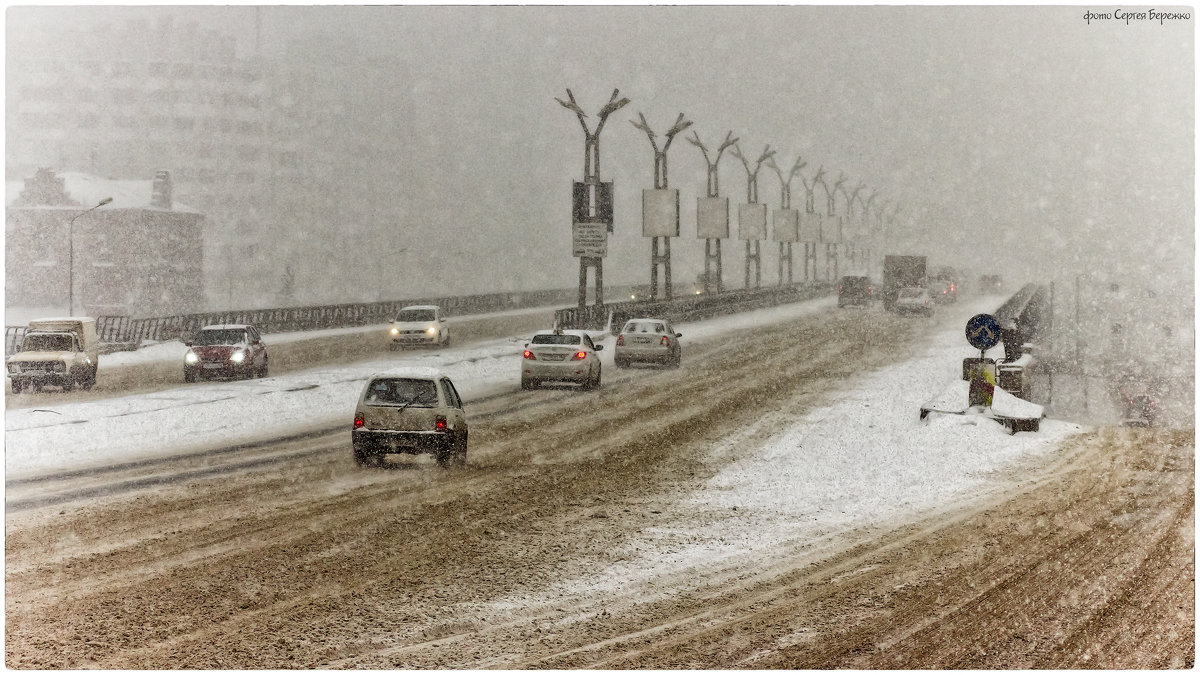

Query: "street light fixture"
left=68, top=196, right=113, bottom=316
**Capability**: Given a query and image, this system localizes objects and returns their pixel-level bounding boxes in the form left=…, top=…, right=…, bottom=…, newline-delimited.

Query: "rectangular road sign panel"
left=738, top=203, right=767, bottom=240
left=696, top=196, right=729, bottom=239
left=799, top=212, right=821, bottom=242
left=642, top=188, right=680, bottom=237
left=773, top=209, right=799, bottom=242
left=573, top=181, right=614, bottom=226
left=820, top=214, right=842, bottom=243
left=572, top=221, right=608, bottom=257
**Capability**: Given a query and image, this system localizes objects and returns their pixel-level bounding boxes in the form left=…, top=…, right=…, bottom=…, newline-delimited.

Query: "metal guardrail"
left=554, top=282, right=835, bottom=333
left=6, top=287, right=591, bottom=355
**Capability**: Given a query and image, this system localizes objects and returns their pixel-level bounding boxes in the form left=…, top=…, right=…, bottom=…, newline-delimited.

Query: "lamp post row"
left=558, top=89, right=903, bottom=313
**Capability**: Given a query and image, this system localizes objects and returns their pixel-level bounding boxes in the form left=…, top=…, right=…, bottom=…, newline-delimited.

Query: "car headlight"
left=185, top=350, right=199, bottom=364
left=426, top=326, right=437, bottom=335
left=390, top=327, right=399, bottom=335
left=7, top=363, right=20, bottom=374
left=230, top=350, right=246, bottom=363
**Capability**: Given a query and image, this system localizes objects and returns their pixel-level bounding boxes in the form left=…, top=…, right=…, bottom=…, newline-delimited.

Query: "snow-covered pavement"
left=5, top=295, right=1084, bottom=501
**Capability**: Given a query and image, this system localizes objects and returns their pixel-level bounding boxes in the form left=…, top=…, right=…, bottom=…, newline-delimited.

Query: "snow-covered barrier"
left=554, top=281, right=833, bottom=332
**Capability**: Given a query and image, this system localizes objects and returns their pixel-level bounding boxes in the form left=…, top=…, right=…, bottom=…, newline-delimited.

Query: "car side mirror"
left=675, top=332, right=682, bottom=338
left=182, top=339, right=192, bottom=347
left=594, top=345, right=604, bottom=351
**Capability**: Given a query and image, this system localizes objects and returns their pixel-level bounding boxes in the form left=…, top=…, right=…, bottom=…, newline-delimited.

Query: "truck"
left=6, top=317, right=100, bottom=393
left=882, top=255, right=928, bottom=310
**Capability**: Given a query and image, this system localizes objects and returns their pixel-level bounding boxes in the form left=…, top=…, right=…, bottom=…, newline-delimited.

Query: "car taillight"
left=435, top=415, right=447, bottom=432
left=573, top=351, right=587, bottom=360
left=353, top=412, right=364, bottom=429
left=660, top=335, right=670, bottom=345
left=838, top=285, right=843, bottom=292
left=523, top=350, right=535, bottom=359
left=616, top=334, right=625, bottom=346
left=950, top=283, right=955, bottom=292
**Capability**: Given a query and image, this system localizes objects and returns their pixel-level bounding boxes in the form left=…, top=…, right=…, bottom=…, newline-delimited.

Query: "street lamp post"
left=766, top=154, right=806, bottom=286
left=817, top=172, right=845, bottom=280
left=731, top=144, right=775, bottom=289
left=839, top=181, right=865, bottom=270
left=799, top=167, right=822, bottom=281
left=631, top=111, right=693, bottom=301
left=557, top=88, right=630, bottom=317
left=68, top=196, right=113, bottom=316
left=687, top=130, right=738, bottom=295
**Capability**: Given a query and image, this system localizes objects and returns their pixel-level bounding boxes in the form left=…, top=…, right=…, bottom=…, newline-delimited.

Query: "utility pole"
left=766, top=154, right=806, bottom=286
left=557, top=88, right=629, bottom=320
left=687, top=130, right=738, bottom=295
left=817, top=171, right=846, bottom=280
left=731, top=144, right=775, bottom=289
left=800, top=167, right=824, bottom=281
left=839, top=180, right=865, bottom=271
left=631, top=111, right=692, bottom=301
left=68, top=196, right=113, bottom=316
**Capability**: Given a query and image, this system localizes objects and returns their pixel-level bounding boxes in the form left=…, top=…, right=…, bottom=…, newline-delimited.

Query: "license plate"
left=632, top=337, right=653, bottom=344
left=540, top=354, right=566, bottom=361
left=203, top=363, right=223, bottom=370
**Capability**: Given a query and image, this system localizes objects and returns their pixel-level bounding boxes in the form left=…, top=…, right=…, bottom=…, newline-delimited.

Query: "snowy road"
left=6, top=294, right=1190, bottom=668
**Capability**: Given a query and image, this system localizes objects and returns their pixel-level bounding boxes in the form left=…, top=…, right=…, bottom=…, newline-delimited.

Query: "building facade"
left=6, top=169, right=205, bottom=317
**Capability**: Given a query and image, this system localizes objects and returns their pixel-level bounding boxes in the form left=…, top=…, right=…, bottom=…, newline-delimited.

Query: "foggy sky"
left=8, top=5, right=1194, bottom=305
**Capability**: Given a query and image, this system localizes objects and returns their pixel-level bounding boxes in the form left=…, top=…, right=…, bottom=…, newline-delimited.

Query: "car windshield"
left=365, top=378, right=439, bottom=406
left=193, top=329, right=247, bottom=346
left=395, top=309, right=436, bottom=322
left=899, top=289, right=923, bottom=299
left=21, top=334, right=75, bottom=352
left=531, top=334, right=581, bottom=345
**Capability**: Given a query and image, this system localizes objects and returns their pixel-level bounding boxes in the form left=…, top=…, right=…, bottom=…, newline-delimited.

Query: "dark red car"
left=183, top=324, right=269, bottom=382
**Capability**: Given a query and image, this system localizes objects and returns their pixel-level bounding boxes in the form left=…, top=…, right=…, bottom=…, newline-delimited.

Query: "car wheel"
left=435, top=441, right=453, bottom=468
left=259, top=359, right=269, bottom=378
left=671, top=350, right=682, bottom=368
left=82, top=364, right=97, bottom=390
left=451, top=431, right=468, bottom=466
left=353, top=445, right=369, bottom=467
left=443, top=332, right=451, bottom=348
left=184, top=369, right=197, bottom=383
left=62, top=378, right=75, bottom=393
left=521, top=375, right=536, bottom=390
left=11, top=379, right=23, bottom=394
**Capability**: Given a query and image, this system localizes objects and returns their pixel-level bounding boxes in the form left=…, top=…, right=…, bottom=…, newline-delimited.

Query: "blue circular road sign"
left=965, top=313, right=1002, bottom=350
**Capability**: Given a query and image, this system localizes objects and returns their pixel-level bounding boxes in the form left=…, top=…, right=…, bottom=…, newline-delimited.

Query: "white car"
left=351, top=366, right=468, bottom=468
left=389, top=305, right=450, bottom=349
left=614, top=318, right=682, bottom=368
left=894, top=287, right=934, bottom=316
left=521, top=329, right=603, bottom=390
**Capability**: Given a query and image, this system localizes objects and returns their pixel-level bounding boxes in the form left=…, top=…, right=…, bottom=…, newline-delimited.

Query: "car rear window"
left=624, top=321, right=666, bottom=334
left=531, top=334, right=581, bottom=345
left=395, top=309, right=436, bottom=322
left=365, top=378, right=439, bottom=406
left=193, top=329, right=247, bottom=345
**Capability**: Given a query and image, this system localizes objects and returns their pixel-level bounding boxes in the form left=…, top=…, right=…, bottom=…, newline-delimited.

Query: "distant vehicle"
left=894, top=287, right=934, bottom=316
left=1122, top=394, right=1157, bottom=428
left=521, top=329, right=603, bottom=390
left=837, top=275, right=873, bottom=308
left=184, top=324, right=269, bottom=382
left=352, top=367, right=468, bottom=467
left=979, top=274, right=1004, bottom=292
left=929, top=279, right=958, bottom=304
left=882, top=255, right=928, bottom=310
left=6, top=317, right=99, bottom=393
left=389, top=305, right=450, bottom=349
left=614, top=318, right=682, bottom=368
